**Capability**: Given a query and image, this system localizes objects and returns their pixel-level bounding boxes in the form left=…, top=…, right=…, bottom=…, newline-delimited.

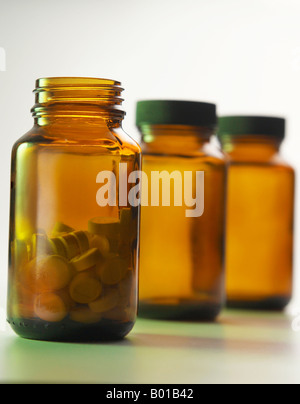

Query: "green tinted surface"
left=0, top=310, right=299, bottom=384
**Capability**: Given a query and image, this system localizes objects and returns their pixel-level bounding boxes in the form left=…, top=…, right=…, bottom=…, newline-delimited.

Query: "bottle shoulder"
left=226, top=153, right=295, bottom=174
left=12, top=125, right=141, bottom=156
left=141, top=139, right=226, bottom=165
left=11, top=128, right=37, bottom=153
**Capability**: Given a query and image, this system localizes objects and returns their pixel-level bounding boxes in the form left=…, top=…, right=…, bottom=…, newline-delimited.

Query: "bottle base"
left=226, top=295, right=291, bottom=311
left=138, top=300, right=222, bottom=321
left=7, top=317, right=135, bottom=342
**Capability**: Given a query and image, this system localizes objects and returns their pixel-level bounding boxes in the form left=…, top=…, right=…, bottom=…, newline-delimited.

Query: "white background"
left=0, top=0, right=300, bottom=311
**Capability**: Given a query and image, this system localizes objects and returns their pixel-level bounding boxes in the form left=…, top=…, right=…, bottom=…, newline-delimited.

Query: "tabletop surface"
left=0, top=309, right=299, bottom=384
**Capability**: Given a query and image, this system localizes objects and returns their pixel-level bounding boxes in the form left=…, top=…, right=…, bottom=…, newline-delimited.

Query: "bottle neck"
left=220, top=134, right=282, bottom=162
left=31, top=77, right=125, bottom=130
left=140, top=124, right=214, bottom=155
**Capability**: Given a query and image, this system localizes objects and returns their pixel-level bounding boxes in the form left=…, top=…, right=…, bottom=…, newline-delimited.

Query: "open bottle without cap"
left=218, top=116, right=295, bottom=310
left=8, top=77, right=141, bottom=341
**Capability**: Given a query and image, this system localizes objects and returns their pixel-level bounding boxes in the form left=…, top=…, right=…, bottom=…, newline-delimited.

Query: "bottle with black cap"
left=136, top=100, right=227, bottom=320
left=218, top=115, right=295, bottom=310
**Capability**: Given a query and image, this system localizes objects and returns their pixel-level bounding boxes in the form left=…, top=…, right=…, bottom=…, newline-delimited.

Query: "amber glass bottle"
left=218, top=116, right=295, bottom=310
left=8, top=77, right=141, bottom=341
left=136, top=100, right=227, bottom=320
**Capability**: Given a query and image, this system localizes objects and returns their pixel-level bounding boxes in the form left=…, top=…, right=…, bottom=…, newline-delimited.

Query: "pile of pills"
left=10, top=209, right=137, bottom=325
